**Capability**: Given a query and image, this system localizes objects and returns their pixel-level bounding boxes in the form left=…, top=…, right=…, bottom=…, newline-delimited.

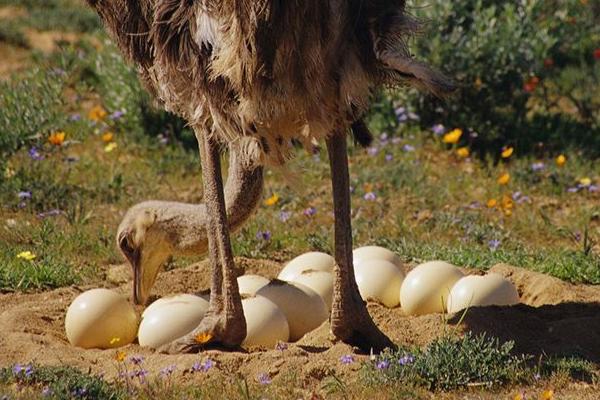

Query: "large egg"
left=353, top=246, right=402, bottom=270
left=289, top=271, right=334, bottom=311
left=447, top=274, right=520, bottom=314
left=355, top=260, right=405, bottom=308
left=65, top=288, right=138, bottom=349
left=238, top=275, right=270, bottom=296
left=242, top=296, right=289, bottom=348
left=256, top=280, right=328, bottom=341
left=400, top=261, right=464, bottom=315
left=278, top=252, right=335, bottom=281
left=138, top=294, right=209, bottom=349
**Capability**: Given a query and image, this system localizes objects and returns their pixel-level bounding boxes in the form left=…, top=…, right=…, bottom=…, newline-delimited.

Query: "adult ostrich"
left=87, top=0, right=454, bottom=353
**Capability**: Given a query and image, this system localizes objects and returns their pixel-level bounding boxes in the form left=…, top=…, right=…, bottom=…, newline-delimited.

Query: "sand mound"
left=1, top=259, right=599, bottom=388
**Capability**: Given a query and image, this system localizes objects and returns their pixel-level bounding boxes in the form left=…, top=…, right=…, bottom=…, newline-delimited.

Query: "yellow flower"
left=474, top=77, right=483, bottom=89
left=501, top=146, right=514, bottom=158
left=513, top=392, right=524, bottom=400
left=104, top=142, right=118, bottom=153
left=442, top=128, right=463, bottom=144
left=102, top=132, right=114, bottom=143
left=456, top=147, right=470, bottom=158
left=541, top=389, right=554, bottom=400
left=264, top=194, right=279, bottom=206
left=487, top=199, right=498, bottom=208
left=109, top=337, right=121, bottom=345
left=501, top=195, right=514, bottom=210
left=17, top=251, right=36, bottom=261
left=48, top=131, right=66, bottom=146
left=88, top=105, right=107, bottom=122
left=498, top=173, right=511, bottom=185
left=194, top=332, right=213, bottom=344
left=579, top=177, right=592, bottom=187
left=114, top=350, right=126, bottom=362
left=556, top=154, right=566, bottom=167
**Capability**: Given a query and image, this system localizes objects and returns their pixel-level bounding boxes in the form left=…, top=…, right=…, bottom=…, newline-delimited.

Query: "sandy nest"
left=1, top=259, right=599, bottom=392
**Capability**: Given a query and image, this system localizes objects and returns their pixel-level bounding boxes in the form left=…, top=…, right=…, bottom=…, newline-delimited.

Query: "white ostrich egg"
left=400, top=261, right=464, bottom=315
left=138, top=294, right=209, bottom=349
left=290, top=270, right=334, bottom=311
left=354, top=260, right=405, bottom=308
left=278, top=252, right=335, bottom=281
left=256, top=280, right=328, bottom=341
left=65, top=288, right=138, bottom=349
left=238, top=275, right=270, bottom=296
left=242, top=296, right=289, bottom=348
left=447, top=274, right=520, bottom=314
left=353, top=246, right=402, bottom=270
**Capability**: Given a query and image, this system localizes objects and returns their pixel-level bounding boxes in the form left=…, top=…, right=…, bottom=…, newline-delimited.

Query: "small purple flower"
left=349, top=185, right=355, bottom=193
left=367, top=146, right=379, bottom=157
left=257, top=373, right=272, bottom=385
left=109, top=110, right=125, bottom=120
left=385, top=153, right=393, bottom=162
left=73, top=387, right=87, bottom=397
left=23, top=364, right=33, bottom=378
left=52, top=68, right=66, bottom=76
left=588, top=185, right=598, bottom=193
left=394, top=106, right=406, bottom=116
left=363, top=192, right=377, bottom=201
left=18, top=191, right=32, bottom=200
left=398, top=355, right=415, bottom=366
left=488, top=239, right=501, bottom=251
left=69, top=113, right=82, bottom=121
left=391, top=137, right=402, bottom=145
left=275, top=341, right=288, bottom=351
left=42, top=386, right=53, bottom=397
left=567, top=187, right=580, bottom=193
left=256, top=230, right=271, bottom=241
left=512, top=192, right=522, bottom=201
left=468, top=201, right=482, bottom=209
left=192, top=358, right=214, bottom=373
left=160, top=364, right=176, bottom=377
left=279, top=210, right=292, bottom=222
left=37, top=209, right=62, bottom=219
left=303, top=207, right=317, bottom=217
left=340, top=355, right=354, bottom=365
left=134, top=369, right=149, bottom=379
left=376, top=360, right=390, bottom=370
left=531, top=162, right=545, bottom=172
left=128, top=355, right=144, bottom=365
left=28, top=147, right=44, bottom=161
left=157, top=134, right=169, bottom=145
left=574, top=232, right=582, bottom=242
left=407, top=112, right=420, bottom=121
left=534, top=372, right=541, bottom=381
left=312, top=154, right=321, bottom=163
left=380, top=133, right=389, bottom=142
left=432, top=124, right=446, bottom=136
left=12, top=364, right=23, bottom=376
left=402, top=144, right=415, bottom=152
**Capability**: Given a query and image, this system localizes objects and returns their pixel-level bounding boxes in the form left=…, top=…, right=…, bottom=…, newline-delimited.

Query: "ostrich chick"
left=88, top=0, right=454, bottom=353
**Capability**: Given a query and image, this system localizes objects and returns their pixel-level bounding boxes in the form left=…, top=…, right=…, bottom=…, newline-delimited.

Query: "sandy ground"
left=1, top=259, right=599, bottom=398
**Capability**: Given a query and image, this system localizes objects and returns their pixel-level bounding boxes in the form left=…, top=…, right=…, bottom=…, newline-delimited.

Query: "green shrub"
left=386, top=0, right=600, bottom=156
left=363, top=333, right=527, bottom=391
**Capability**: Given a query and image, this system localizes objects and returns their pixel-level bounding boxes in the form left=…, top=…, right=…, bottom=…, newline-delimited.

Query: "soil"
left=1, top=259, right=599, bottom=397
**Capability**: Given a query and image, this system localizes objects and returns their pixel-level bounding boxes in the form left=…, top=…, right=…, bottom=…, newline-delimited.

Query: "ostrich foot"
left=158, top=312, right=246, bottom=354
left=330, top=297, right=396, bottom=353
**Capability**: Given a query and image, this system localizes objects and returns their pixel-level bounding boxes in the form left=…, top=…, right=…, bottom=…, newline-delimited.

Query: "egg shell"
left=447, top=273, right=520, bottom=314
left=289, top=271, right=334, bottom=311
left=353, top=246, right=403, bottom=270
left=238, top=275, right=270, bottom=296
left=278, top=252, right=335, bottom=281
left=256, top=280, right=328, bottom=341
left=65, top=288, right=138, bottom=349
left=242, top=296, right=289, bottom=348
left=400, top=261, right=464, bottom=315
left=138, top=294, right=209, bottom=349
left=355, top=260, right=405, bottom=308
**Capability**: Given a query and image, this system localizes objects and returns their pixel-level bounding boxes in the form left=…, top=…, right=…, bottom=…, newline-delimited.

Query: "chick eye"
left=119, top=233, right=134, bottom=255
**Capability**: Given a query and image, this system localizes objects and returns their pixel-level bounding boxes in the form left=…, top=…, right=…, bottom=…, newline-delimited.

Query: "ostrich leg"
left=327, top=131, right=395, bottom=353
left=160, top=129, right=246, bottom=353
